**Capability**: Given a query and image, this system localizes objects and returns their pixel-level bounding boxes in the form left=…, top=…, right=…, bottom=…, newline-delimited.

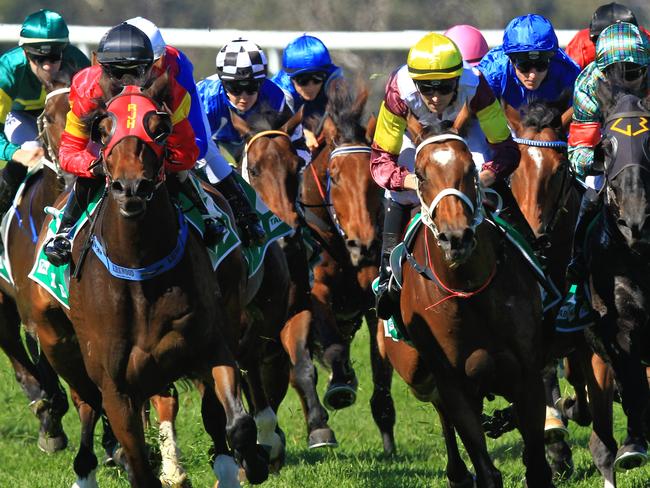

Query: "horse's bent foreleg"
left=151, top=387, right=188, bottom=487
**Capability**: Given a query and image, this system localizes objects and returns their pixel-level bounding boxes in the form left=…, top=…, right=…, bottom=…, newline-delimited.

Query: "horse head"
left=89, top=73, right=173, bottom=218
left=318, top=78, right=382, bottom=267
left=232, top=106, right=303, bottom=227
left=597, top=78, right=650, bottom=250
left=506, top=98, right=573, bottom=242
left=409, top=115, right=480, bottom=266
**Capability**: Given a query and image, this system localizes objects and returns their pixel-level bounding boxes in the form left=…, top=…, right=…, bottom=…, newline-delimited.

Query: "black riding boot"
left=215, top=172, right=265, bottom=247
left=566, top=187, right=600, bottom=283
left=0, top=161, right=27, bottom=254
left=168, top=172, right=226, bottom=248
left=491, top=180, right=537, bottom=247
left=44, top=177, right=102, bottom=266
left=376, top=199, right=410, bottom=320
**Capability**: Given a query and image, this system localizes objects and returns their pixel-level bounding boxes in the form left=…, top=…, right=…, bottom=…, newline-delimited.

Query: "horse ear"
left=365, top=114, right=377, bottom=143
left=321, top=115, right=337, bottom=145
left=560, top=107, right=574, bottom=133
left=143, top=70, right=170, bottom=105
left=91, top=51, right=98, bottom=66
left=452, top=102, right=471, bottom=135
left=406, top=112, right=426, bottom=145
left=351, top=80, right=369, bottom=118
left=502, top=101, right=522, bottom=136
left=280, top=106, right=303, bottom=135
left=229, top=109, right=253, bottom=139
left=595, top=77, right=615, bottom=115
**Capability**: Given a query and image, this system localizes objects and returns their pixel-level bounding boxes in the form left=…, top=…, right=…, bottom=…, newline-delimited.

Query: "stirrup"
left=203, top=217, right=226, bottom=247
left=237, top=214, right=265, bottom=247
left=44, top=234, right=72, bottom=267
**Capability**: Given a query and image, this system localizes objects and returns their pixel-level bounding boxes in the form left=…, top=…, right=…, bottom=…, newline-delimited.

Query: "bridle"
left=36, top=87, right=70, bottom=179
left=415, top=134, right=484, bottom=240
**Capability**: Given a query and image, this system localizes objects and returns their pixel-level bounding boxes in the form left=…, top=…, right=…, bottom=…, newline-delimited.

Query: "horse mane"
left=520, top=102, right=562, bottom=132
left=325, top=77, right=368, bottom=143
left=596, top=74, right=650, bottom=117
left=243, top=102, right=291, bottom=133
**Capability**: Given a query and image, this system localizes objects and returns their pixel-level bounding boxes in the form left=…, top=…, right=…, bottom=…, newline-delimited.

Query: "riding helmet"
left=216, top=38, right=268, bottom=81
left=595, top=22, right=650, bottom=72
left=282, top=35, right=332, bottom=76
left=125, top=17, right=166, bottom=61
left=590, top=2, right=638, bottom=42
left=444, top=25, right=488, bottom=67
left=19, top=9, right=69, bottom=56
left=96, top=23, right=153, bottom=67
left=502, top=14, right=558, bottom=57
left=407, top=33, right=464, bottom=80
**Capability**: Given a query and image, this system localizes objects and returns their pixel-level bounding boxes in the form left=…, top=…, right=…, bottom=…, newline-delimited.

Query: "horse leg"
left=584, top=352, right=617, bottom=487
left=367, top=314, right=396, bottom=456
left=280, top=310, right=337, bottom=448
left=211, top=363, right=269, bottom=485
left=541, top=362, right=573, bottom=481
left=320, top=315, right=359, bottom=411
left=560, top=350, right=592, bottom=425
left=70, top=388, right=101, bottom=488
left=102, top=386, right=160, bottom=488
left=151, top=386, right=189, bottom=487
left=432, top=390, right=475, bottom=487
left=0, top=302, right=68, bottom=452
left=513, top=371, right=554, bottom=488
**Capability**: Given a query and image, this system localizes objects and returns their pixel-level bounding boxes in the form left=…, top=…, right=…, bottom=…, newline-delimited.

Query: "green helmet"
left=19, top=10, right=69, bottom=56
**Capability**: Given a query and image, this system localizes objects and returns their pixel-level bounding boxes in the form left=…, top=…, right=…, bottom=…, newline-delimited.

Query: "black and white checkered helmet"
left=216, top=39, right=267, bottom=81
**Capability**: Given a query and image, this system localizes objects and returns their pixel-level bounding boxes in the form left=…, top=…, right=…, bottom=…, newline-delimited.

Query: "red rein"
left=423, top=228, right=496, bottom=311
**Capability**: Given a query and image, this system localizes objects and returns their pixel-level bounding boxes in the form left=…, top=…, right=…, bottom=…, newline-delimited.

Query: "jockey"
left=566, top=2, right=648, bottom=70
left=443, top=25, right=489, bottom=67
left=478, top=14, right=580, bottom=110
left=567, top=22, right=650, bottom=281
left=124, top=18, right=265, bottom=246
left=0, top=9, right=89, bottom=252
left=197, top=38, right=291, bottom=166
left=44, top=23, right=212, bottom=265
left=371, top=32, right=521, bottom=319
left=272, top=34, right=342, bottom=151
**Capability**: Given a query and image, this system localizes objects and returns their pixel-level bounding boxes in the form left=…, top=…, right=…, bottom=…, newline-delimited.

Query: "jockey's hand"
left=403, top=173, right=418, bottom=190
left=12, top=147, right=45, bottom=168
left=479, top=169, right=496, bottom=187
left=304, top=129, right=319, bottom=151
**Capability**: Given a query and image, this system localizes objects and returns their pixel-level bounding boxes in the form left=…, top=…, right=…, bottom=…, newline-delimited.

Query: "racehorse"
left=298, top=78, right=395, bottom=455
left=0, top=75, right=71, bottom=453
left=582, top=79, right=650, bottom=477
left=230, top=106, right=339, bottom=449
left=385, top=116, right=553, bottom=487
left=28, top=75, right=271, bottom=487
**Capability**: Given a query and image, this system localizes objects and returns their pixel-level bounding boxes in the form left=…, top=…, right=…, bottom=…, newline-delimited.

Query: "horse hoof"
left=446, top=472, right=476, bottom=488
left=546, top=441, right=574, bottom=482
left=240, top=444, right=269, bottom=485
left=308, top=428, right=338, bottom=449
left=544, top=409, right=569, bottom=444
left=555, top=396, right=591, bottom=426
left=614, top=442, right=648, bottom=471
left=38, top=432, right=68, bottom=453
left=160, top=472, right=191, bottom=488
left=323, top=383, right=357, bottom=410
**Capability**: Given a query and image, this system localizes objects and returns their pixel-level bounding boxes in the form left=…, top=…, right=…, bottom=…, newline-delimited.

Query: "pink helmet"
left=443, top=25, right=489, bottom=66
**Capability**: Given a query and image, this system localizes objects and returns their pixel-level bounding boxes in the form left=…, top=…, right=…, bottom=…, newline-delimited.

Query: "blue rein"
left=91, top=206, right=189, bottom=281
left=513, top=137, right=568, bottom=149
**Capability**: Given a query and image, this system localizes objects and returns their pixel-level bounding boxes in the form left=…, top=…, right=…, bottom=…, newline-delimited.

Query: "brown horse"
left=298, top=78, right=395, bottom=454
left=0, top=78, right=72, bottom=453
left=28, top=76, right=271, bottom=487
left=230, top=106, right=339, bottom=449
left=384, top=118, right=552, bottom=487
left=508, top=101, right=620, bottom=486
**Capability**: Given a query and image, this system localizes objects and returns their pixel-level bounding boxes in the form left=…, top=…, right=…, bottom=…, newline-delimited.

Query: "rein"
left=512, top=137, right=567, bottom=149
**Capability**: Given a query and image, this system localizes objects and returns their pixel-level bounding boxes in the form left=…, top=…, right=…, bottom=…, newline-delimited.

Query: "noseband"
left=415, top=134, right=484, bottom=240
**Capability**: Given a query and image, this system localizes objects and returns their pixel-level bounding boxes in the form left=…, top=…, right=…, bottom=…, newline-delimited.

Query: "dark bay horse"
left=582, top=81, right=650, bottom=477
left=230, top=107, right=339, bottom=449
left=0, top=79, right=71, bottom=453
left=385, top=118, right=552, bottom=487
left=29, top=77, right=270, bottom=487
left=298, top=79, right=396, bottom=455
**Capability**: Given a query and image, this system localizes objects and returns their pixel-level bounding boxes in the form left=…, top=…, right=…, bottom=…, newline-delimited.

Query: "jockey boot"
left=566, top=187, right=600, bottom=284
left=0, top=161, right=28, bottom=254
left=376, top=199, right=410, bottom=320
left=44, top=177, right=100, bottom=267
left=215, top=172, right=265, bottom=247
left=491, top=180, right=538, bottom=250
left=168, top=172, right=226, bottom=248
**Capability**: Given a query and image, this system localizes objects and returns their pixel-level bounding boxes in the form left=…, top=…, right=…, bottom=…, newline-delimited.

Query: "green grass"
left=0, top=326, right=648, bottom=487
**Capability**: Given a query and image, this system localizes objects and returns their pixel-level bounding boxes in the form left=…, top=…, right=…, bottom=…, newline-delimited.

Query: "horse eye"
left=248, top=165, right=260, bottom=178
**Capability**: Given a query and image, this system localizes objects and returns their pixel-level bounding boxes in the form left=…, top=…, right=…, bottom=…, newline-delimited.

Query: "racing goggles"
left=510, top=53, right=552, bottom=74
left=101, top=63, right=151, bottom=83
left=27, top=52, right=63, bottom=64
left=415, top=79, right=457, bottom=96
left=293, top=72, right=327, bottom=87
left=223, top=80, right=262, bottom=96
left=622, top=63, right=647, bottom=82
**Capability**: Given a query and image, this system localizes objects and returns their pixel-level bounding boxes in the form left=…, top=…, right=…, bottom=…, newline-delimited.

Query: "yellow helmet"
left=407, top=33, right=464, bottom=80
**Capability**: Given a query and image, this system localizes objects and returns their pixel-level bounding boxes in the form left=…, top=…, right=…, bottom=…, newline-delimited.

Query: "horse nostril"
left=462, top=228, right=474, bottom=244
left=111, top=180, right=124, bottom=194
left=346, top=239, right=361, bottom=249
left=135, top=180, right=155, bottom=198
left=438, top=232, right=449, bottom=242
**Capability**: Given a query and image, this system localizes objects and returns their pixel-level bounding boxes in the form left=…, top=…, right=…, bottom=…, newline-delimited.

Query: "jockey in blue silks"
left=272, top=34, right=342, bottom=150
left=478, top=14, right=580, bottom=110
left=197, top=38, right=291, bottom=167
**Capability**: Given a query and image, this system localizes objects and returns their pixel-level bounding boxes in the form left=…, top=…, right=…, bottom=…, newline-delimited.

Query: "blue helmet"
left=282, top=34, right=332, bottom=77
left=502, top=14, right=559, bottom=55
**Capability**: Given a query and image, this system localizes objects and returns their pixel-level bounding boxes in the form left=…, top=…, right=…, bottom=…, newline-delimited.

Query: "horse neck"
left=99, top=188, right=180, bottom=267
